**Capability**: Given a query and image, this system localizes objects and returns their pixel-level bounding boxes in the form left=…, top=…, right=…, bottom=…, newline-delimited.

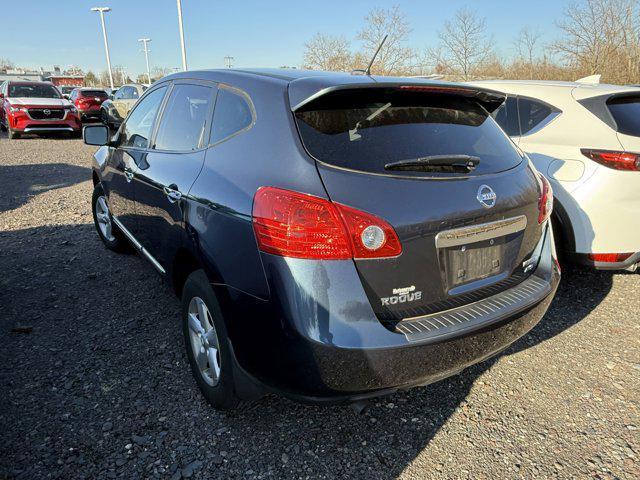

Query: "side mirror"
left=83, top=124, right=110, bottom=146
left=63, top=94, right=69, bottom=100
left=0, top=93, right=4, bottom=99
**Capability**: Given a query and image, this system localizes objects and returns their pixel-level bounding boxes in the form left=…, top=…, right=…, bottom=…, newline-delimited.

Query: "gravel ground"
left=0, top=132, right=638, bottom=480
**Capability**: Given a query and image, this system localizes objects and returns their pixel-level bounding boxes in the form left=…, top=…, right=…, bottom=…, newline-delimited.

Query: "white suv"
left=468, top=77, right=640, bottom=271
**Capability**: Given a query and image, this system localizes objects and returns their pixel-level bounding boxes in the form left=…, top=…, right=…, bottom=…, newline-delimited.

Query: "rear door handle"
left=124, top=167, right=134, bottom=182
left=163, top=185, right=183, bottom=203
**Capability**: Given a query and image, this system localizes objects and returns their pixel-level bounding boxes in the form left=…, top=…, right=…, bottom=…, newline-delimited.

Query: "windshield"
left=9, top=84, right=61, bottom=99
left=294, top=88, right=523, bottom=176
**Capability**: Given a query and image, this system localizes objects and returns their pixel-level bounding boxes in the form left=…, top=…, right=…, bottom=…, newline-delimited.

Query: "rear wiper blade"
left=384, top=155, right=480, bottom=172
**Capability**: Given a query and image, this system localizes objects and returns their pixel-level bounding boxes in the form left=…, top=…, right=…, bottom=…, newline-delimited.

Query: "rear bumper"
left=78, top=109, right=102, bottom=121
left=222, top=224, right=560, bottom=403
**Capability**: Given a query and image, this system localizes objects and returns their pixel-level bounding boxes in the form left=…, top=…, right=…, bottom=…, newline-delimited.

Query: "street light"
left=138, top=38, right=152, bottom=84
left=91, top=7, right=114, bottom=90
left=176, top=0, right=188, bottom=71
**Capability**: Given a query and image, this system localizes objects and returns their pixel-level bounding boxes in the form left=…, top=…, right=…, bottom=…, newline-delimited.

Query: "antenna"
left=365, top=34, right=388, bottom=76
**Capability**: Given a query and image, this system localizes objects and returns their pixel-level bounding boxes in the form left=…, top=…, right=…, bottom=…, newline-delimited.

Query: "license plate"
left=445, top=238, right=505, bottom=287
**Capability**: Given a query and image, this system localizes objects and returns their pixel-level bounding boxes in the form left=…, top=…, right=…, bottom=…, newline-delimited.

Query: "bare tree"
left=150, top=66, right=174, bottom=82
left=0, top=58, right=14, bottom=71
left=303, top=33, right=353, bottom=71
left=515, top=26, right=542, bottom=78
left=429, top=7, right=495, bottom=80
left=84, top=71, right=99, bottom=86
left=302, top=6, right=415, bottom=74
left=356, top=5, right=415, bottom=75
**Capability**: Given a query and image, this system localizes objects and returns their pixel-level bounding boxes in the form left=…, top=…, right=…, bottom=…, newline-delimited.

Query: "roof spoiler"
left=289, top=81, right=506, bottom=113
left=575, top=74, right=601, bottom=84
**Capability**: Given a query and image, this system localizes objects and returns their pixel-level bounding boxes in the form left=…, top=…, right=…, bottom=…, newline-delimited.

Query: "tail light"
left=587, top=252, right=633, bottom=263
left=252, top=187, right=402, bottom=260
left=537, top=173, right=553, bottom=224
left=581, top=149, right=640, bottom=171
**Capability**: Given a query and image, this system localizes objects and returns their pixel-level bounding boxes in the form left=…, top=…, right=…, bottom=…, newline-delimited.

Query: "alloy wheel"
left=95, top=195, right=115, bottom=242
left=187, top=296, right=221, bottom=386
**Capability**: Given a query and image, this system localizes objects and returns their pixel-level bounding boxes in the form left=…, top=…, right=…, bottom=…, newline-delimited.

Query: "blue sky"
left=2, top=0, right=570, bottom=75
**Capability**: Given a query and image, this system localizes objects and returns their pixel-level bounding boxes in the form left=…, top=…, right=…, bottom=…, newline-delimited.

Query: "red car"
left=0, top=81, right=81, bottom=139
left=69, top=87, right=109, bottom=122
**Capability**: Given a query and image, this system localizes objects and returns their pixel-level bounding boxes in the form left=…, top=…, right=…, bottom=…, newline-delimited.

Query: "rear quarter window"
left=517, top=97, right=555, bottom=135
left=210, top=86, right=254, bottom=144
left=294, top=88, right=523, bottom=176
left=607, top=96, right=640, bottom=137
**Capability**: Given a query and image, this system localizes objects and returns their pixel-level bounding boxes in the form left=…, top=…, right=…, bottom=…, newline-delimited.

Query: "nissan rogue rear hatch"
left=293, top=84, right=544, bottom=324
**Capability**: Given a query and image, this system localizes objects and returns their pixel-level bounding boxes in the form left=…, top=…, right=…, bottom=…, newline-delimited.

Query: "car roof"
left=7, top=81, right=54, bottom=86
left=468, top=79, right=640, bottom=100
left=160, top=68, right=507, bottom=111
left=76, top=87, right=107, bottom=91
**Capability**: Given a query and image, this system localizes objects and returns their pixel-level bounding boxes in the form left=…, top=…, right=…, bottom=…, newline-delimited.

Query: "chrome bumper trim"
left=23, top=127, right=75, bottom=132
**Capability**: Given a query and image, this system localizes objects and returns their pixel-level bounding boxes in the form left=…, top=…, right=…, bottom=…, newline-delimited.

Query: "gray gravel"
left=0, top=132, right=638, bottom=480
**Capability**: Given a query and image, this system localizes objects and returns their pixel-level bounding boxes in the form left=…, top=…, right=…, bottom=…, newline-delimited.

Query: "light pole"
left=176, top=0, right=188, bottom=71
left=138, top=38, right=152, bottom=84
left=91, top=7, right=114, bottom=90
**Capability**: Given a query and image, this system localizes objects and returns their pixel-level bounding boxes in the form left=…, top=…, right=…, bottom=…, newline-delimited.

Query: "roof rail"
left=575, top=74, right=601, bottom=84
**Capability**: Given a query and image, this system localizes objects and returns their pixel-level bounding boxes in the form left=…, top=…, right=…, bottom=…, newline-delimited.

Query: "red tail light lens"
left=587, top=252, right=633, bottom=263
left=334, top=203, right=403, bottom=259
left=537, top=173, right=553, bottom=224
left=252, top=187, right=402, bottom=260
left=581, top=149, right=640, bottom=171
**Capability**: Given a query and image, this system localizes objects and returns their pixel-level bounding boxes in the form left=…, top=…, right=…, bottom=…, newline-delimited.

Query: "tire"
left=91, top=183, right=131, bottom=253
left=181, top=269, right=241, bottom=410
left=0, top=119, right=6, bottom=132
left=8, top=128, right=20, bottom=139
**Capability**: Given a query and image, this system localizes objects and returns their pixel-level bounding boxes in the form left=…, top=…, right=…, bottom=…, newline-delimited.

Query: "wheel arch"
left=171, top=248, right=203, bottom=298
left=551, top=197, right=576, bottom=255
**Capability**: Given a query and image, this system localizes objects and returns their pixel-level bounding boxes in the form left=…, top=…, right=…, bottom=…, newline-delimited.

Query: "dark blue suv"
left=83, top=69, right=560, bottom=410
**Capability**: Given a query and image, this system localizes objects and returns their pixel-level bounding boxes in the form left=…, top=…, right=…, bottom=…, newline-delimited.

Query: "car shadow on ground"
left=0, top=163, right=90, bottom=213
left=0, top=222, right=615, bottom=478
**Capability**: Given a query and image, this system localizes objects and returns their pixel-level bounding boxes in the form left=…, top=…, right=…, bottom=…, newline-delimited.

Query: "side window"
left=154, top=84, right=213, bottom=151
left=518, top=97, right=553, bottom=135
left=120, top=87, right=167, bottom=149
left=210, top=86, right=254, bottom=144
left=114, top=88, right=125, bottom=100
left=131, top=87, right=141, bottom=100
left=492, top=96, right=520, bottom=136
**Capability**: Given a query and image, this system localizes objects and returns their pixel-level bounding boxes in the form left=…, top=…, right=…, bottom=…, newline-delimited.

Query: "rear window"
left=607, top=96, right=640, bottom=137
left=294, top=88, right=523, bottom=176
left=80, top=90, right=108, bottom=98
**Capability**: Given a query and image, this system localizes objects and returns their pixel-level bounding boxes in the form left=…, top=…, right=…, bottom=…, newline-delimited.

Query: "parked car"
left=468, top=77, right=640, bottom=271
left=59, top=85, right=76, bottom=98
left=100, top=83, right=147, bottom=130
left=0, top=80, right=81, bottom=139
left=69, top=87, right=109, bottom=122
left=84, top=69, right=560, bottom=410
